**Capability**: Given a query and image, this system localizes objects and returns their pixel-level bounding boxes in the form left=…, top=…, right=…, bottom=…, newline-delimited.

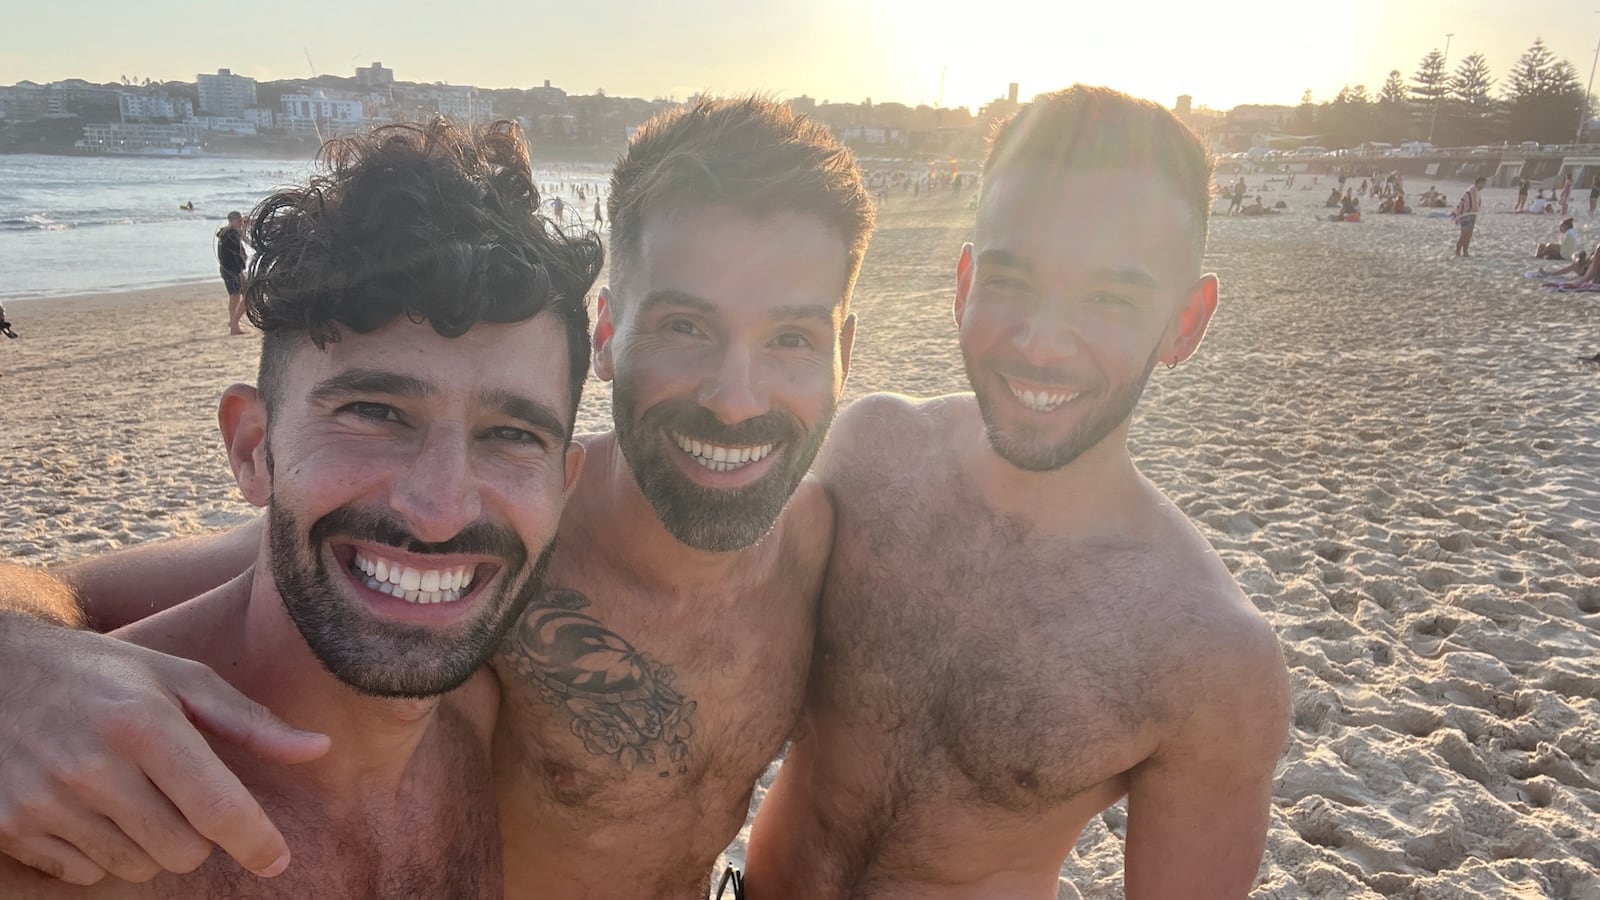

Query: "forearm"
left=51, top=518, right=263, bottom=632
left=0, top=565, right=85, bottom=629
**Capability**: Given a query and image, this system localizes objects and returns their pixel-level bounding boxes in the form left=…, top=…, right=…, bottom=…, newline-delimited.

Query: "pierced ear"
left=953, top=242, right=975, bottom=327
left=219, top=383, right=271, bottom=508
left=593, top=286, right=617, bottom=382
left=1164, top=274, right=1219, bottom=367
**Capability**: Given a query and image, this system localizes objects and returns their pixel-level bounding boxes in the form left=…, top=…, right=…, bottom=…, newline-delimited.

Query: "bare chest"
left=492, top=562, right=819, bottom=818
left=815, top=492, right=1170, bottom=813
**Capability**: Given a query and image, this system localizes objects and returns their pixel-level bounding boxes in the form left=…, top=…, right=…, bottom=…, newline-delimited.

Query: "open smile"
left=331, top=542, right=501, bottom=615
left=1000, top=375, right=1083, bottom=413
left=666, top=430, right=783, bottom=485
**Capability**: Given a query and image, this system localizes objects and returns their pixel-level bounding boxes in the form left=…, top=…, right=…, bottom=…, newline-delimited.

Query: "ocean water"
left=0, top=153, right=611, bottom=301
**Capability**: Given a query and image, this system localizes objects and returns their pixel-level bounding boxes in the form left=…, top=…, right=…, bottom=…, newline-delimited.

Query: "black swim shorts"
left=221, top=268, right=244, bottom=294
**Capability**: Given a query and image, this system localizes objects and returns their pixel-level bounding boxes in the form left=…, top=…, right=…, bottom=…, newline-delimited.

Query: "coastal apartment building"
left=197, top=68, right=257, bottom=117
left=356, top=62, right=395, bottom=88
left=278, top=89, right=365, bottom=134
left=118, top=91, right=193, bottom=122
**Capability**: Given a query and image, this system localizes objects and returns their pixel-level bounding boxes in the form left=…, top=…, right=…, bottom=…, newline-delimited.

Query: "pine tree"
left=1449, top=53, right=1497, bottom=145
left=1411, top=50, right=1452, bottom=141
left=1505, top=38, right=1584, bottom=144
left=1376, top=69, right=1410, bottom=141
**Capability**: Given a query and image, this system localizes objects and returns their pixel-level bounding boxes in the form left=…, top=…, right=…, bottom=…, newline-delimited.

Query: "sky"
left=4, top=0, right=1596, bottom=112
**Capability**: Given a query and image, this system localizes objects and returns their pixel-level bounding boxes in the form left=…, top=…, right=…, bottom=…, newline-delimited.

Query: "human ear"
left=953, top=243, right=975, bottom=327
left=592, top=287, right=616, bottom=382
left=562, top=441, right=585, bottom=496
left=219, top=383, right=271, bottom=507
left=837, top=312, right=857, bottom=386
left=1163, top=274, right=1219, bottom=367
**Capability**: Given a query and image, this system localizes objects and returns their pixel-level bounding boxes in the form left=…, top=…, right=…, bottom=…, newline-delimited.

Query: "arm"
left=52, top=518, right=261, bottom=632
left=1123, top=609, right=1291, bottom=900
left=0, top=548, right=327, bottom=886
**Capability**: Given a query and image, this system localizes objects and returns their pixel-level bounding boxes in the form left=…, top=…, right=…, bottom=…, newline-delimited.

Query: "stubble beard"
left=267, top=502, right=552, bottom=699
left=965, top=345, right=1160, bottom=473
left=611, top=380, right=835, bottom=553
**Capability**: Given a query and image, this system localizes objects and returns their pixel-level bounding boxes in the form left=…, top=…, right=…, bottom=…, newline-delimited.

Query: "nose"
left=1010, top=302, right=1080, bottom=366
left=697, top=344, right=769, bottom=425
left=388, top=425, right=482, bottom=544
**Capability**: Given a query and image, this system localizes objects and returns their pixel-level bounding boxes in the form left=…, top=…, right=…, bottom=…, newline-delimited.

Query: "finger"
left=5, top=835, right=107, bottom=887
left=77, top=769, right=215, bottom=876
left=128, top=723, right=291, bottom=878
left=175, top=668, right=330, bottom=765
left=52, top=811, right=166, bottom=883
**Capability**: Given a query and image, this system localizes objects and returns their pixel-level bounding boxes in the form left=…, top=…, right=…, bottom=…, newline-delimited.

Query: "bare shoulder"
left=817, top=392, right=971, bottom=484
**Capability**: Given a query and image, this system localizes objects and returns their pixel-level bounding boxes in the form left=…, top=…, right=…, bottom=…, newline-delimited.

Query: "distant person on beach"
left=1325, top=186, right=1342, bottom=207
left=216, top=211, right=249, bottom=335
left=1228, top=176, right=1246, bottom=214
left=1558, top=175, right=1573, bottom=216
left=593, top=197, right=603, bottom=227
left=1516, top=177, right=1530, bottom=211
left=0, top=302, right=16, bottom=340
left=1529, top=190, right=1552, bottom=214
left=746, top=84, right=1290, bottom=900
left=0, top=119, right=601, bottom=897
left=0, top=99, right=870, bottom=899
left=1453, top=177, right=1486, bottom=257
left=1589, top=176, right=1599, bottom=215
left=1535, top=218, right=1578, bottom=260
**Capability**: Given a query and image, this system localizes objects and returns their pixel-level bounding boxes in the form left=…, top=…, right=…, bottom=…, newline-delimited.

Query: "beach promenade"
left=2, top=183, right=1597, bottom=898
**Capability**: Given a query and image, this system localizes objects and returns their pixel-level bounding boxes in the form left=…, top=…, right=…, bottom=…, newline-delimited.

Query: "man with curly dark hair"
left=0, top=119, right=600, bottom=897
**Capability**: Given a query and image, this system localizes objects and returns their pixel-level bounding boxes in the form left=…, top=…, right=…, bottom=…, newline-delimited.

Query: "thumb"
left=177, top=674, right=331, bottom=765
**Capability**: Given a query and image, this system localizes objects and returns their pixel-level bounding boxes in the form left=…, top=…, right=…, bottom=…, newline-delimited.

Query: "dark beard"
left=966, top=345, right=1159, bottom=473
left=611, top=387, right=834, bottom=552
left=267, top=503, right=551, bottom=699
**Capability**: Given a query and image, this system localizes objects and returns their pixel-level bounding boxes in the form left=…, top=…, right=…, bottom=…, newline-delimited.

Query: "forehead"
left=625, top=205, right=850, bottom=317
left=977, top=168, right=1199, bottom=271
left=282, top=314, right=572, bottom=414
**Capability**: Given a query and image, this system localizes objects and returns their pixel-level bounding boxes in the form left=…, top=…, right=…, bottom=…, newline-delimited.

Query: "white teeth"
left=399, top=567, right=421, bottom=591
left=375, top=559, right=388, bottom=582
left=351, top=553, right=476, bottom=605
left=420, top=570, right=440, bottom=592
left=671, top=432, right=776, bottom=471
left=1007, top=381, right=1079, bottom=412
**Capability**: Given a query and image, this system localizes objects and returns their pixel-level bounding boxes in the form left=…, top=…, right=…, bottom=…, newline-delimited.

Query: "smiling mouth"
left=1001, top=376, right=1082, bottom=413
left=345, top=548, right=485, bottom=605
left=670, top=431, right=777, bottom=474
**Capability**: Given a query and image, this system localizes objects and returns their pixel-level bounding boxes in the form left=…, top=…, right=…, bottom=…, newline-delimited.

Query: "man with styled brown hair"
left=0, top=97, right=870, bottom=900
left=746, top=85, right=1290, bottom=898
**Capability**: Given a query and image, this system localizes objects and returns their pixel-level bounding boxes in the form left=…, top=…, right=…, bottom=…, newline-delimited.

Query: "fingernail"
left=253, top=853, right=289, bottom=878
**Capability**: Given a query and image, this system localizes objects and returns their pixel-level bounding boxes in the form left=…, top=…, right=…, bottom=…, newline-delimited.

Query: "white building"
left=278, top=90, right=366, bottom=133
left=118, top=91, right=194, bottom=122
left=80, top=121, right=204, bottom=153
left=192, top=114, right=258, bottom=135
left=427, top=86, right=493, bottom=124
left=197, top=68, right=257, bottom=117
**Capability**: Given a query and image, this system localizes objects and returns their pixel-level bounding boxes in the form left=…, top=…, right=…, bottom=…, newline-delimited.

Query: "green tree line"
left=1287, top=38, right=1590, bottom=149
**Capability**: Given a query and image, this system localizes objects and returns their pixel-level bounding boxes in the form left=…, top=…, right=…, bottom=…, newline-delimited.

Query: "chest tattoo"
left=500, top=588, right=697, bottom=776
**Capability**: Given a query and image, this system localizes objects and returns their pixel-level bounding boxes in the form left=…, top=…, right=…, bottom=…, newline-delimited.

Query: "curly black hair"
left=245, top=118, right=604, bottom=423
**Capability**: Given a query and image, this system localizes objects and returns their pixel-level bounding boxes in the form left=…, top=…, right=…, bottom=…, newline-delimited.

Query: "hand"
left=0, top=618, right=330, bottom=885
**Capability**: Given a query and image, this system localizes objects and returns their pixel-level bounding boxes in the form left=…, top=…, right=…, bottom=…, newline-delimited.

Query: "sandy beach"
left=2, top=178, right=1598, bottom=898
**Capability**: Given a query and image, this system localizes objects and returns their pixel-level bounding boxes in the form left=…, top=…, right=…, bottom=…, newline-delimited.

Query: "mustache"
left=640, top=399, right=802, bottom=446
left=308, top=506, right=527, bottom=564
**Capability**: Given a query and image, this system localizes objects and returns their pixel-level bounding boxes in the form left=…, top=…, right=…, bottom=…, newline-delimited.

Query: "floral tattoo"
left=500, top=589, right=696, bottom=776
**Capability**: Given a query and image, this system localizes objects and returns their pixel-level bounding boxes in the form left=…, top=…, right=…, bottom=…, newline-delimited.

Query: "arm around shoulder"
left=52, top=517, right=263, bottom=631
left=1122, top=610, right=1291, bottom=900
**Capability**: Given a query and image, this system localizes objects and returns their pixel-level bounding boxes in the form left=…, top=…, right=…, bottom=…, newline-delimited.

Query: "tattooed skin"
left=500, top=589, right=697, bottom=776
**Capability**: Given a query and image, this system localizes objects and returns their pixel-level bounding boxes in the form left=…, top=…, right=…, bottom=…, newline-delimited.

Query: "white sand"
left=2, top=182, right=1597, bottom=898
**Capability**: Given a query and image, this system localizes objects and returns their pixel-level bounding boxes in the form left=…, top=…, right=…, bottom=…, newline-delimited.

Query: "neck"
left=954, top=414, right=1151, bottom=539
left=222, top=564, right=442, bottom=795
left=579, top=433, right=775, bottom=589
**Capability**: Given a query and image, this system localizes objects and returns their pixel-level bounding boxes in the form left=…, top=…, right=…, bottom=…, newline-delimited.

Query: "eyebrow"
left=476, top=388, right=570, bottom=443
left=308, top=368, right=431, bottom=403
left=977, top=250, right=1159, bottom=290
left=639, top=290, right=837, bottom=324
